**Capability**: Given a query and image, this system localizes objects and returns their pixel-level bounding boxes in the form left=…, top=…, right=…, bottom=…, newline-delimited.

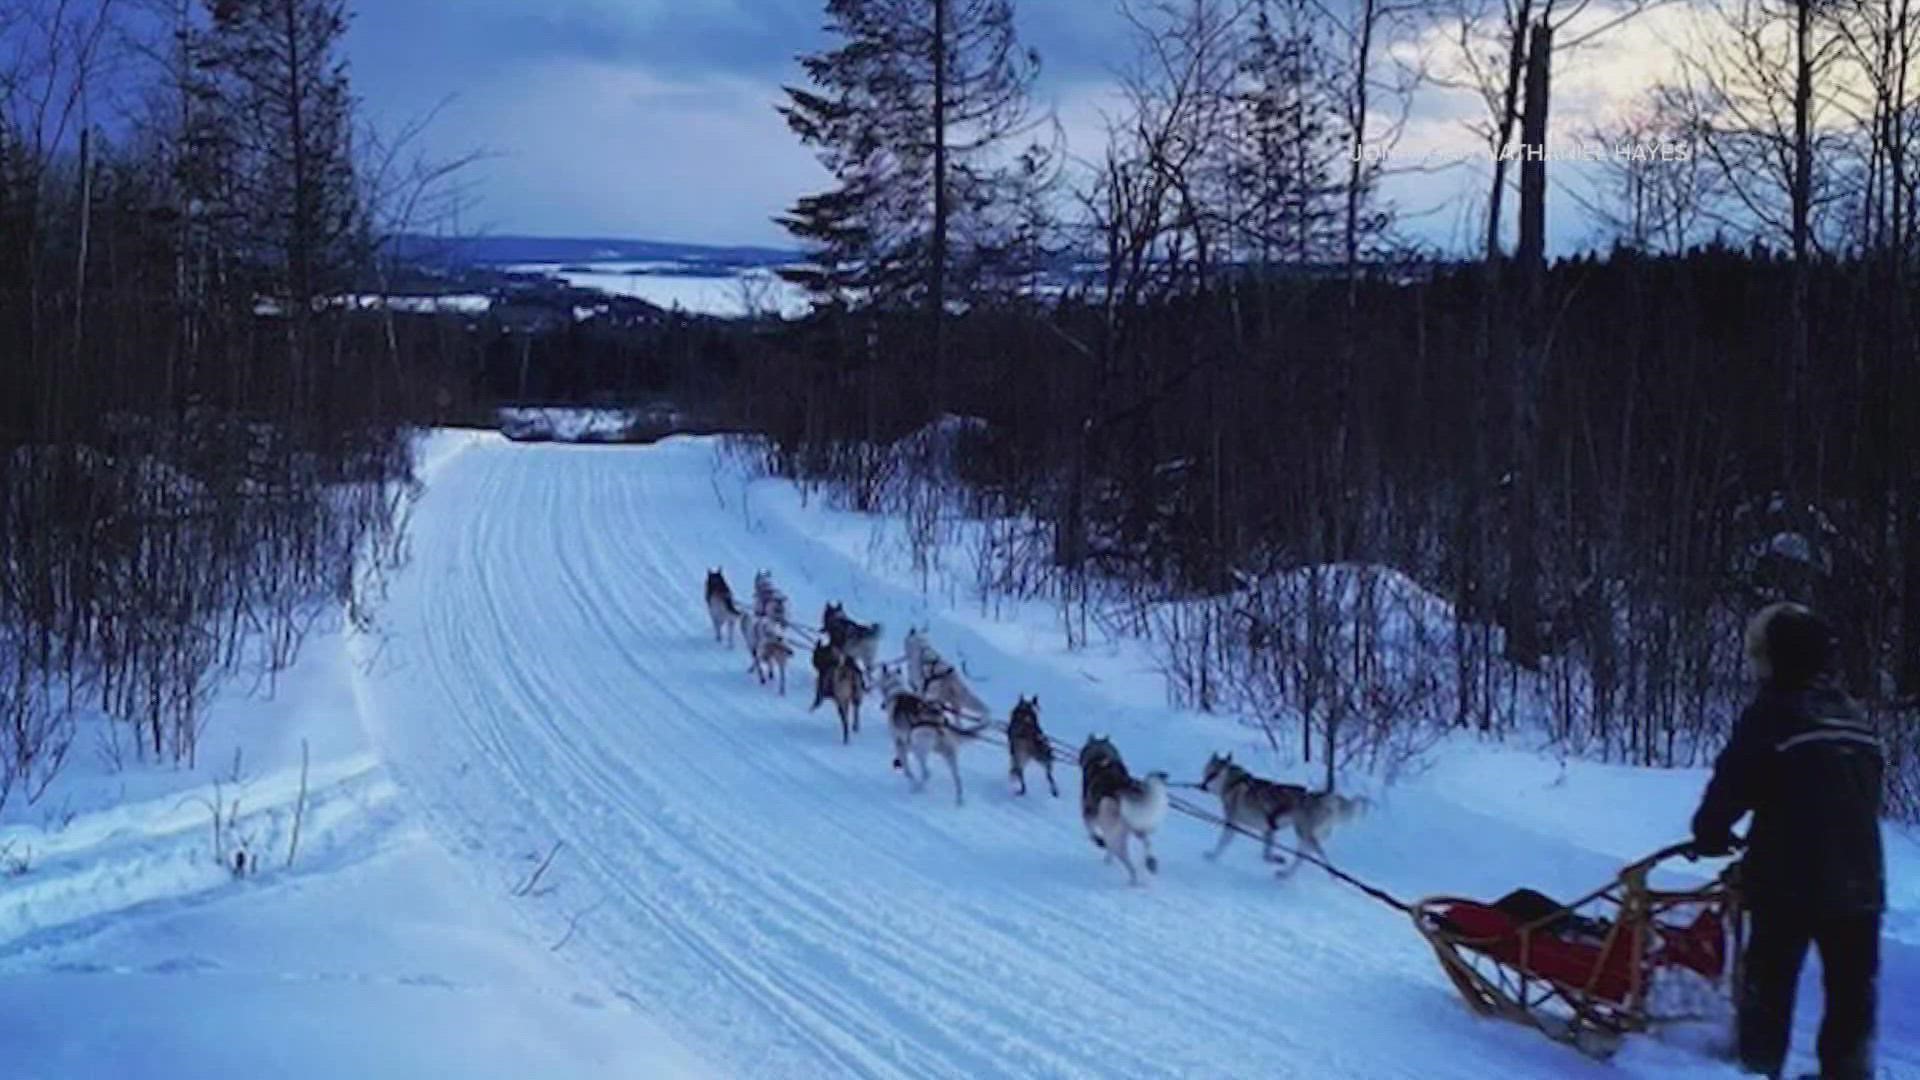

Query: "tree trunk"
left=1506, top=19, right=1552, bottom=669
left=1485, top=7, right=1532, bottom=260
left=1787, top=0, right=1814, bottom=495
left=930, top=0, right=950, bottom=411
left=72, top=128, right=92, bottom=368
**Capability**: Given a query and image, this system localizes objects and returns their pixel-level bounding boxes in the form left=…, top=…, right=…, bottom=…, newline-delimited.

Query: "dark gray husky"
left=822, top=602, right=883, bottom=672
left=1006, top=696, right=1058, bottom=797
left=704, top=569, right=742, bottom=646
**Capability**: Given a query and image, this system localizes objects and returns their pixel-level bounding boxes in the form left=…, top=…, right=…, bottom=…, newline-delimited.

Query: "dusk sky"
left=344, top=1, right=1691, bottom=254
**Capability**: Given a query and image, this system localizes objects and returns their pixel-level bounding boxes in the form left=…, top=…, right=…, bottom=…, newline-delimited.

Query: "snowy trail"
left=355, top=435, right=1915, bottom=1079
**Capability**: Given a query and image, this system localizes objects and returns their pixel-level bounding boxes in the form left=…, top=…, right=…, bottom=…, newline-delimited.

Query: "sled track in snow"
left=353, top=437, right=1702, bottom=1079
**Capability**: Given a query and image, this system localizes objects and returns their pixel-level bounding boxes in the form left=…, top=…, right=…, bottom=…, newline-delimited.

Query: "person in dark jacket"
left=1691, top=601, right=1885, bottom=1080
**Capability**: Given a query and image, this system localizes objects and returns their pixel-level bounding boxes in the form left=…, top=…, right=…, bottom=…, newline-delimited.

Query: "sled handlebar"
left=1640, top=833, right=1747, bottom=870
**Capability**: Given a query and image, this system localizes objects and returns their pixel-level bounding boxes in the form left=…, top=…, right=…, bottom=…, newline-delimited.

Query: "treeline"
left=725, top=0, right=1920, bottom=817
left=0, top=0, right=442, bottom=809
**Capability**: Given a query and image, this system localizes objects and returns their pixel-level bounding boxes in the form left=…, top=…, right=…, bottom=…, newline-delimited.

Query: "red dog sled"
left=1413, top=843, right=1743, bottom=1056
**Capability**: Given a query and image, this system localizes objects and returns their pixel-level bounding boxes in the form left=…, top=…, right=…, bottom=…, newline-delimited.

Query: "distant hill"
left=388, top=234, right=801, bottom=270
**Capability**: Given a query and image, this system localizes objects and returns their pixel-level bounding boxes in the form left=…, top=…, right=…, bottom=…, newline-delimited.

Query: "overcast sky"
left=345, top=1, right=1691, bottom=255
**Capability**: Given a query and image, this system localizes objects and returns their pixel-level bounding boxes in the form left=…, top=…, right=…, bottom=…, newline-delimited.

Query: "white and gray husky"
left=1198, top=753, right=1366, bottom=871
left=903, top=627, right=936, bottom=691
left=741, top=572, right=789, bottom=660
left=878, top=663, right=982, bottom=806
left=1079, top=735, right=1168, bottom=885
left=903, top=627, right=987, bottom=719
left=704, top=568, right=743, bottom=647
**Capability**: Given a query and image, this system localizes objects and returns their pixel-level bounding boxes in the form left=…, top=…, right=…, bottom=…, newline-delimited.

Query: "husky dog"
left=911, top=637, right=986, bottom=719
left=826, top=651, right=865, bottom=745
left=1292, top=789, right=1368, bottom=862
left=1199, top=753, right=1367, bottom=870
left=1006, top=696, right=1058, bottom=797
left=875, top=661, right=911, bottom=710
left=752, top=572, right=792, bottom=638
left=924, top=664, right=987, bottom=721
left=879, top=664, right=981, bottom=806
left=822, top=602, right=883, bottom=671
left=1085, top=755, right=1169, bottom=886
left=808, top=639, right=839, bottom=711
left=1198, top=753, right=1310, bottom=865
left=903, top=627, right=936, bottom=692
left=704, top=569, right=742, bottom=646
left=1079, top=735, right=1130, bottom=848
left=750, top=621, right=793, bottom=694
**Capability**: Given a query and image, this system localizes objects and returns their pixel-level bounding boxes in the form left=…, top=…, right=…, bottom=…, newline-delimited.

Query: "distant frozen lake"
left=506, top=262, right=812, bottom=319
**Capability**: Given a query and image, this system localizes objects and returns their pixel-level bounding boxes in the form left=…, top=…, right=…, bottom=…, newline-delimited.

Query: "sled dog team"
left=704, top=567, right=1364, bottom=885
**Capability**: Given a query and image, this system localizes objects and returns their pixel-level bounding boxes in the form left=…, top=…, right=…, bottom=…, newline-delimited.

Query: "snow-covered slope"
left=350, top=434, right=1918, bottom=1079
left=10, top=431, right=1912, bottom=1078
left=0, top=432, right=705, bottom=1079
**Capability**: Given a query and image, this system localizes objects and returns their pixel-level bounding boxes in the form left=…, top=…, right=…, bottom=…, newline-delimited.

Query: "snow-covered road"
left=353, top=434, right=1918, bottom=1079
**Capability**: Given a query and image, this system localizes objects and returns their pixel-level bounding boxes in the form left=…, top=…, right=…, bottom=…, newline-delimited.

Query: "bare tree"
left=1580, top=86, right=1726, bottom=250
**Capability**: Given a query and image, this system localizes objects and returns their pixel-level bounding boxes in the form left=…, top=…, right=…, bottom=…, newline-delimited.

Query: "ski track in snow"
left=354, top=435, right=1917, bottom=1080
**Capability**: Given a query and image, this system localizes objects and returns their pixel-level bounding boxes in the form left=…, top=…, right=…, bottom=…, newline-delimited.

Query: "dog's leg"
left=1044, top=763, right=1059, bottom=798
left=944, top=745, right=963, bottom=807
left=1204, top=823, right=1237, bottom=862
left=1140, top=830, right=1159, bottom=876
left=1260, top=827, right=1286, bottom=866
left=1085, top=810, right=1107, bottom=850
left=1111, top=828, right=1138, bottom=885
left=1296, top=824, right=1328, bottom=864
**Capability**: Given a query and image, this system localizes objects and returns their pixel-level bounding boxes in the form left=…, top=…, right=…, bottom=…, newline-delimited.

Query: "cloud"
left=344, top=0, right=1678, bottom=253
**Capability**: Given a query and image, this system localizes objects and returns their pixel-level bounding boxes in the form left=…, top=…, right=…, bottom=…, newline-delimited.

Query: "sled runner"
left=1413, top=843, right=1742, bottom=1057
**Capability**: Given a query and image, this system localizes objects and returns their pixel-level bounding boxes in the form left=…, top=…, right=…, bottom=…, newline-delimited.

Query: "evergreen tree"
left=777, top=0, right=1042, bottom=320
left=1233, top=0, right=1350, bottom=266
left=203, top=0, right=364, bottom=350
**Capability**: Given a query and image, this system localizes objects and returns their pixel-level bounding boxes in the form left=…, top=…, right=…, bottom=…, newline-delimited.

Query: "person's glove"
left=1688, top=832, right=1736, bottom=860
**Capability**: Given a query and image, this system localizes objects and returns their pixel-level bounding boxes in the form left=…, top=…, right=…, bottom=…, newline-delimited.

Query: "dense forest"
left=0, top=0, right=445, bottom=804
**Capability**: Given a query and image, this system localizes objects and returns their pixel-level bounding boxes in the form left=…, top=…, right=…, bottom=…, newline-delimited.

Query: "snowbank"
left=0, top=468, right=708, bottom=1079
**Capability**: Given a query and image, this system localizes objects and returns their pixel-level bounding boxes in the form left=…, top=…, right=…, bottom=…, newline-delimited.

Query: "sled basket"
left=1412, top=843, right=1742, bottom=1058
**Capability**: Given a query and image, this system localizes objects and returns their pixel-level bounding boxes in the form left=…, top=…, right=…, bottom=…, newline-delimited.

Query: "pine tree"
left=777, top=0, right=1042, bottom=324
left=1233, top=0, right=1356, bottom=267
left=202, top=0, right=364, bottom=351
